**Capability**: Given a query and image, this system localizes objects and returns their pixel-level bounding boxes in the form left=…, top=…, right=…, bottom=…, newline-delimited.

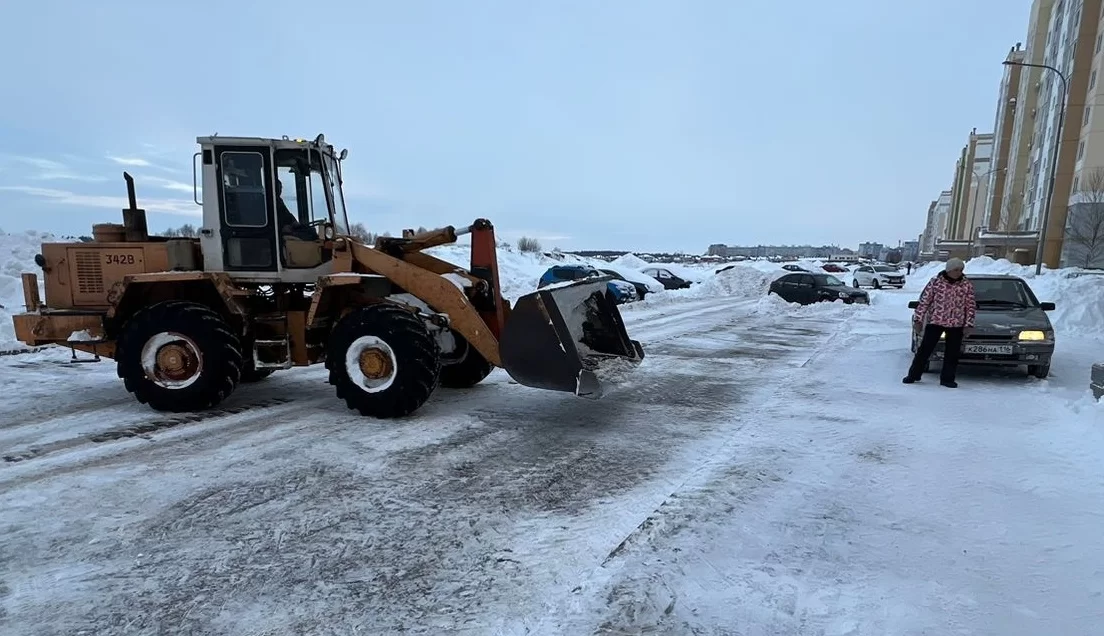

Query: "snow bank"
left=610, top=253, right=650, bottom=270
left=909, top=257, right=1104, bottom=339
left=0, top=230, right=52, bottom=350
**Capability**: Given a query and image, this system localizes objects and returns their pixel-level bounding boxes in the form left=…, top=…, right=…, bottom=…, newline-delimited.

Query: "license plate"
left=964, top=344, right=1013, bottom=355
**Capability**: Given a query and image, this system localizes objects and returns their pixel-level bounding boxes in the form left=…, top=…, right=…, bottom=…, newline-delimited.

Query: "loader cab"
left=195, top=134, right=351, bottom=283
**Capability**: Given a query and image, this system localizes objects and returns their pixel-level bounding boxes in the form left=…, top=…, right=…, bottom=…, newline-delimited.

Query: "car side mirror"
left=1040, top=301, right=1056, bottom=311
left=907, top=301, right=919, bottom=309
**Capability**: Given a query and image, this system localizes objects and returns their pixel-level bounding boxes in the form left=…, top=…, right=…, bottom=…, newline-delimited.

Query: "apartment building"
left=984, top=45, right=1026, bottom=231
left=946, top=129, right=995, bottom=241
left=920, top=190, right=953, bottom=254
left=1002, top=0, right=1057, bottom=231
left=1019, top=0, right=1103, bottom=266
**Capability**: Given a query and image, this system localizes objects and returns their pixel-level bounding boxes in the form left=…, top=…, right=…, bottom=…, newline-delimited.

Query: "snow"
left=2, top=233, right=1104, bottom=634
left=0, top=230, right=52, bottom=351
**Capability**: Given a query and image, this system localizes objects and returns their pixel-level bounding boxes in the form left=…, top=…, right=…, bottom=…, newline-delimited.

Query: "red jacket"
left=913, top=272, right=977, bottom=328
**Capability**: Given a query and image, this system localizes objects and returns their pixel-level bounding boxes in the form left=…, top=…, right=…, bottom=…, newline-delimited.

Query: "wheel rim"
left=345, top=335, right=399, bottom=393
left=141, top=332, right=203, bottom=389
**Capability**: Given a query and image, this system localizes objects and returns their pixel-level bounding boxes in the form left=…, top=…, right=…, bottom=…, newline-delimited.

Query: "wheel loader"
left=10, top=133, right=645, bottom=418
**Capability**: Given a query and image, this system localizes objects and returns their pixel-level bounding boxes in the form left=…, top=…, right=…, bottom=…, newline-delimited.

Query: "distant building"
left=703, top=244, right=844, bottom=259
left=857, top=242, right=884, bottom=259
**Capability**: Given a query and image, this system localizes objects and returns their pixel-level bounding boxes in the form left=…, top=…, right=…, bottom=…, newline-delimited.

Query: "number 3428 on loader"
left=11, top=134, right=645, bottom=418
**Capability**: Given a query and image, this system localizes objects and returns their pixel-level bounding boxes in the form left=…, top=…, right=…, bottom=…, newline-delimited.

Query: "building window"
left=1085, top=105, right=1093, bottom=126
left=1092, top=69, right=1098, bottom=91
left=1074, top=175, right=1080, bottom=192
left=1077, top=139, right=1086, bottom=160
left=1097, top=33, right=1103, bottom=53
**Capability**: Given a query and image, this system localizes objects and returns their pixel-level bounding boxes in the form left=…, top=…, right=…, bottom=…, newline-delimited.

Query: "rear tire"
left=1029, top=363, right=1050, bottom=379
left=116, top=301, right=243, bottom=412
left=873, top=279, right=881, bottom=289
left=853, top=279, right=860, bottom=288
left=326, top=303, right=441, bottom=418
left=439, top=332, right=494, bottom=389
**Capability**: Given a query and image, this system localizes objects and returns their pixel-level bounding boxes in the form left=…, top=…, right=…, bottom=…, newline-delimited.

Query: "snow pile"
left=0, top=230, right=52, bottom=350
left=610, top=253, right=650, bottom=270
left=690, top=264, right=774, bottom=298
left=909, top=257, right=1104, bottom=339
left=426, top=244, right=556, bottom=302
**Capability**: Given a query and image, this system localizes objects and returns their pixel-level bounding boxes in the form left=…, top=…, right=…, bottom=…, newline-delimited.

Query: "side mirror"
left=907, top=301, right=919, bottom=309
left=1040, top=301, right=1056, bottom=311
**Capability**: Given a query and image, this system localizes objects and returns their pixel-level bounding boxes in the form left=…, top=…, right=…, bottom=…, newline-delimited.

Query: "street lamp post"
left=1003, top=59, right=1069, bottom=275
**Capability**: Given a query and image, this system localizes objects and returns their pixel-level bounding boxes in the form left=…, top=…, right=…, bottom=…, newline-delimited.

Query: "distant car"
left=769, top=272, right=869, bottom=305
left=907, top=274, right=1056, bottom=378
left=599, top=268, right=656, bottom=300
left=641, top=266, right=693, bottom=290
left=853, top=264, right=905, bottom=289
left=781, top=264, right=809, bottom=272
left=821, top=263, right=849, bottom=273
left=538, top=265, right=638, bottom=304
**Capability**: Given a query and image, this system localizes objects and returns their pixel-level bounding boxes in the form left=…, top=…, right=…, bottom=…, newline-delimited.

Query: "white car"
left=852, top=264, right=905, bottom=289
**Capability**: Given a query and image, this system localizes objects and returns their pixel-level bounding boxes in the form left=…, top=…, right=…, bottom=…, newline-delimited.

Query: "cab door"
left=214, top=146, right=278, bottom=272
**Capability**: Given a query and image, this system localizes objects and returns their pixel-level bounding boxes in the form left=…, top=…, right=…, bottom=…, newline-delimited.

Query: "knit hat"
left=945, top=257, right=965, bottom=272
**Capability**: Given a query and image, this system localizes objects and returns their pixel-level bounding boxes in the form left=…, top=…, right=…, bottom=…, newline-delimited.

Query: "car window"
left=657, top=270, right=672, bottom=279
left=777, top=274, right=798, bottom=284
left=813, top=274, right=843, bottom=286
left=971, top=279, right=1038, bottom=306
left=874, top=266, right=898, bottom=272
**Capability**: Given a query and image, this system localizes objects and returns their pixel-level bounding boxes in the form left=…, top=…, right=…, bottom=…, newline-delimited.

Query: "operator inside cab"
left=276, top=178, right=319, bottom=241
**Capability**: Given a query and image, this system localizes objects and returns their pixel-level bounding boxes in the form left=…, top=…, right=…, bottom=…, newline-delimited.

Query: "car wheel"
left=873, top=279, right=881, bottom=290
left=852, top=279, right=860, bottom=288
left=1028, top=364, right=1050, bottom=379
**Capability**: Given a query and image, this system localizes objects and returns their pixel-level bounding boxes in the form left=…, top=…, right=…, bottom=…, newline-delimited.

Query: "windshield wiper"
left=977, top=299, right=1027, bottom=307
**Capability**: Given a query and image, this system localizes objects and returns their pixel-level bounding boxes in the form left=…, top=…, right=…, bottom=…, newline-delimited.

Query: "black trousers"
left=908, top=324, right=964, bottom=382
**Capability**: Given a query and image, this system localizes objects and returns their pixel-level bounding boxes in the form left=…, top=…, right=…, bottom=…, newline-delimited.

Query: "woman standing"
left=903, top=258, right=977, bottom=388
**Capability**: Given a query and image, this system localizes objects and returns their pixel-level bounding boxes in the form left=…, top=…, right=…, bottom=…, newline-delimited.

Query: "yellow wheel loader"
left=10, top=134, right=645, bottom=418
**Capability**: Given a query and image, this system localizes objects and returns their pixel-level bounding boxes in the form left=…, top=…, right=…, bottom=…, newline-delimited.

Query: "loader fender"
left=107, top=272, right=246, bottom=333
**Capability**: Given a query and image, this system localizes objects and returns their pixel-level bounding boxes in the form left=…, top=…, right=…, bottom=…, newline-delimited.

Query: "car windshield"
left=971, top=279, right=1037, bottom=307
left=874, top=266, right=898, bottom=272
left=813, top=274, right=844, bottom=286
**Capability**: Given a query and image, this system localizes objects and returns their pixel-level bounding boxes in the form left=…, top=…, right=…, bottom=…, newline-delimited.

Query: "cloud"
left=0, top=154, right=108, bottom=183
left=105, top=154, right=177, bottom=173
left=0, top=185, right=200, bottom=217
left=137, top=175, right=196, bottom=194
left=105, top=155, right=152, bottom=167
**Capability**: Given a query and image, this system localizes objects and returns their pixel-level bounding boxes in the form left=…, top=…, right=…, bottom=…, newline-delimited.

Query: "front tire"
left=1029, top=363, right=1051, bottom=379
left=873, top=279, right=881, bottom=289
left=326, top=303, right=441, bottom=418
left=853, top=279, right=860, bottom=288
left=115, top=301, right=243, bottom=412
left=439, top=331, right=494, bottom=389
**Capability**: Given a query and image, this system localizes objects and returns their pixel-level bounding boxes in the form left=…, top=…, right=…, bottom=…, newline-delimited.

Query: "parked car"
left=781, top=264, right=809, bottom=272
left=769, top=272, right=870, bottom=305
left=538, top=265, right=638, bottom=304
left=641, top=266, right=693, bottom=290
left=907, top=274, right=1056, bottom=378
left=821, top=263, right=849, bottom=273
left=599, top=268, right=660, bottom=300
left=853, top=264, right=905, bottom=289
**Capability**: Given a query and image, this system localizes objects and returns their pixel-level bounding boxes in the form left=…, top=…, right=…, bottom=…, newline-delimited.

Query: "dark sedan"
left=908, top=274, right=1056, bottom=378
left=770, top=272, right=870, bottom=305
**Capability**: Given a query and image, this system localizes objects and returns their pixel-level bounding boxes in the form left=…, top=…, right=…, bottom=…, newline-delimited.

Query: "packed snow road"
left=1, top=288, right=1102, bottom=635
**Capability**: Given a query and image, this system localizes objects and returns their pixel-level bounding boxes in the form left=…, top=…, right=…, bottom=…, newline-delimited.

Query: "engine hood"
left=973, top=306, right=1052, bottom=331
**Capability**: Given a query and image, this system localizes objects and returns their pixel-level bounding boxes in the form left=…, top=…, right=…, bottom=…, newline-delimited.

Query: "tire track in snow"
left=526, top=312, right=858, bottom=634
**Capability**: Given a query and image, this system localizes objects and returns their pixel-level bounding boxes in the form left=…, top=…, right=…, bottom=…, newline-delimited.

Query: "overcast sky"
left=0, top=0, right=1029, bottom=253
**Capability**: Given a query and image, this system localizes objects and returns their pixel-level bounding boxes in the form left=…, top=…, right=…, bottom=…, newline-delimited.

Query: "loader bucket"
left=499, top=277, right=645, bottom=398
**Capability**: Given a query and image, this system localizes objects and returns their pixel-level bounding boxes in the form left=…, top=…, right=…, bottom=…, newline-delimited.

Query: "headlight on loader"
left=1018, top=330, right=1047, bottom=341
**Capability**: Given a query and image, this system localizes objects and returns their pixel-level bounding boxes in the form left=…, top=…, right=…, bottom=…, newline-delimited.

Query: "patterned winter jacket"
left=913, top=271, right=977, bottom=328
